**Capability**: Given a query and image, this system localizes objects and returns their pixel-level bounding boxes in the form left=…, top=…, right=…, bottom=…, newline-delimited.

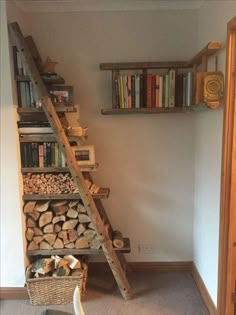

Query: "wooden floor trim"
left=0, top=287, right=29, bottom=300
left=191, top=263, right=217, bottom=315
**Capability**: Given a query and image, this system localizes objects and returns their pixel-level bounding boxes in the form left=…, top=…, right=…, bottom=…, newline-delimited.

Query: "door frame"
left=217, top=16, right=236, bottom=315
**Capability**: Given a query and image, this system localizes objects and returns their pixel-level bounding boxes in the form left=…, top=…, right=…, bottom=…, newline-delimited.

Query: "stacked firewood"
left=24, top=200, right=101, bottom=251
left=23, top=173, right=100, bottom=195
left=28, top=255, right=87, bottom=278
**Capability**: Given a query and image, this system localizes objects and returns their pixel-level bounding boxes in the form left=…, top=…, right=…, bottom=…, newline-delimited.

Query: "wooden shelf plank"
left=188, top=41, right=222, bottom=66
left=19, top=135, right=57, bottom=142
left=27, top=238, right=131, bottom=256
left=100, top=61, right=190, bottom=70
left=101, top=104, right=212, bottom=115
left=17, top=106, right=76, bottom=113
left=21, top=164, right=99, bottom=173
left=23, top=188, right=110, bottom=200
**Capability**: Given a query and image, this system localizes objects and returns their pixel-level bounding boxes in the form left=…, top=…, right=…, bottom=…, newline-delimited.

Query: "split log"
left=84, top=229, right=96, bottom=242
left=33, top=236, right=43, bottom=245
left=77, top=203, right=86, bottom=213
left=75, top=237, right=89, bottom=249
left=68, top=229, right=78, bottom=242
left=62, top=219, right=78, bottom=230
left=58, top=230, right=70, bottom=244
left=67, top=208, right=78, bottom=219
left=28, top=240, right=39, bottom=251
left=112, top=230, right=125, bottom=249
left=65, top=242, right=75, bottom=249
left=40, top=241, right=53, bottom=250
left=26, top=228, right=34, bottom=241
left=28, top=211, right=40, bottom=221
left=88, top=222, right=95, bottom=230
left=64, top=255, right=81, bottom=269
left=90, top=235, right=101, bottom=249
left=34, top=227, right=43, bottom=236
left=26, top=217, right=36, bottom=228
left=54, top=223, right=62, bottom=233
left=43, top=224, right=54, bottom=234
left=43, top=234, right=57, bottom=246
left=68, top=201, right=79, bottom=208
left=53, top=264, right=70, bottom=277
left=78, top=214, right=91, bottom=223
left=52, top=215, right=66, bottom=224
left=24, top=201, right=36, bottom=213
left=39, top=211, right=53, bottom=227
left=35, top=201, right=50, bottom=212
left=31, top=258, right=54, bottom=274
left=77, top=223, right=87, bottom=236
left=51, top=201, right=69, bottom=215
left=53, top=238, right=64, bottom=249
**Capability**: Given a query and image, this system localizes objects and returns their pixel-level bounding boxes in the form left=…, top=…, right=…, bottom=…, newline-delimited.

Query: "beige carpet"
left=0, top=270, right=209, bottom=315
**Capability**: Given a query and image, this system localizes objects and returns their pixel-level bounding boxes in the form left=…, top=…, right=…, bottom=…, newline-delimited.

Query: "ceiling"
left=14, top=0, right=206, bottom=13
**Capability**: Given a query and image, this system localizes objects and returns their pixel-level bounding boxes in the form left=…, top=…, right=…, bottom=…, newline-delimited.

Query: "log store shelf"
left=23, top=188, right=110, bottom=201
left=27, top=238, right=131, bottom=256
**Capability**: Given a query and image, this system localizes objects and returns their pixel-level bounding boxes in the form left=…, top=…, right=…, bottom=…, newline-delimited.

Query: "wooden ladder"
left=9, top=22, right=133, bottom=300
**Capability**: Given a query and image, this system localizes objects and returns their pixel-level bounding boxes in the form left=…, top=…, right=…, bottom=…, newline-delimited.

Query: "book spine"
left=123, top=75, right=128, bottom=108
left=135, top=75, right=140, bottom=108
left=139, top=74, right=144, bottom=108
left=131, top=75, right=136, bottom=108
left=16, top=51, right=23, bottom=76
left=159, top=76, right=163, bottom=108
left=169, top=69, right=175, bottom=107
left=25, top=82, right=31, bottom=108
left=152, top=75, right=156, bottom=108
left=58, top=146, right=62, bottom=167
left=114, top=76, right=120, bottom=108
left=54, top=143, right=59, bottom=167
left=165, top=74, right=169, bottom=107
left=12, top=46, right=18, bottom=76
left=20, top=143, right=26, bottom=167
left=127, top=75, right=132, bottom=109
left=17, top=82, right=22, bottom=107
left=120, top=76, right=124, bottom=108
left=146, top=74, right=152, bottom=108
left=39, top=144, right=44, bottom=168
left=20, top=82, right=27, bottom=108
left=155, top=75, right=160, bottom=108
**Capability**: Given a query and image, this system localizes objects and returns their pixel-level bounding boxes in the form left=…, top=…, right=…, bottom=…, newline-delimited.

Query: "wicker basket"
left=26, top=262, right=88, bottom=305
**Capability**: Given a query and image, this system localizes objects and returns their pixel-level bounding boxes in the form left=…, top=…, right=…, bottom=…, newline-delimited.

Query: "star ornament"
left=42, top=57, right=58, bottom=73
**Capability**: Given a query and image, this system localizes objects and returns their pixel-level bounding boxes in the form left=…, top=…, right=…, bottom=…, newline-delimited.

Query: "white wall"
left=0, top=0, right=25, bottom=286
left=193, top=1, right=236, bottom=306
left=25, top=9, right=197, bottom=262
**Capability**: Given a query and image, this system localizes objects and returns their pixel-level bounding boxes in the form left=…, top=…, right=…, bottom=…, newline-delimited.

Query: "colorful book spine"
left=165, top=74, right=169, bottom=107
left=131, top=75, right=135, bottom=108
left=139, top=74, right=144, bottom=107
left=135, top=75, right=140, bottom=108
left=169, top=69, right=175, bottom=107
left=146, top=74, right=152, bottom=108
left=155, top=75, right=160, bottom=107
left=159, top=76, right=163, bottom=107
left=127, top=75, right=132, bottom=108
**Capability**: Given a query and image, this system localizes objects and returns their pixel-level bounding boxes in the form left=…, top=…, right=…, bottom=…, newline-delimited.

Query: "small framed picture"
left=49, top=85, right=73, bottom=106
left=72, top=145, right=96, bottom=166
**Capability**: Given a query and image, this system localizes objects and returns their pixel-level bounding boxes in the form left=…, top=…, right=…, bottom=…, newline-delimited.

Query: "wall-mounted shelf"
left=21, top=164, right=99, bottom=173
left=17, top=106, right=77, bottom=114
left=101, top=104, right=217, bottom=115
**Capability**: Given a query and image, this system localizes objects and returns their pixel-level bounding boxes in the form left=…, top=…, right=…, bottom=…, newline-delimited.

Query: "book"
left=139, top=74, right=144, bottom=108
left=155, top=75, right=160, bottom=108
left=159, top=76, right=163, bottom=107
left=135, top=75, right=140, bottom=108
left=175, top=73, right=184, bottom=107
left=18, top=127, right=53, bottom=134
left=146, top=74, right=152, bottom=108
left=131, top=75, right=135, bottom=108
left=169, top=69, right=175, bottom=107
left=165, top=74, right=169, bottom=107
left=127, top=75, right=132, bottom=108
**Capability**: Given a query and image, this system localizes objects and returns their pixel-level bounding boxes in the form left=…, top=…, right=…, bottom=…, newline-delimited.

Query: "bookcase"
left=100, top=42, right=223, bottom=115
left=12, top=35, right=131, bottom=263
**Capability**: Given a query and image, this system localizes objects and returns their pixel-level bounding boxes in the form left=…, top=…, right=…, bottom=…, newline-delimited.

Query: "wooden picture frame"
left=49, top=85, right=73, bottom=106
left=72, top=145, right=96, bottom=166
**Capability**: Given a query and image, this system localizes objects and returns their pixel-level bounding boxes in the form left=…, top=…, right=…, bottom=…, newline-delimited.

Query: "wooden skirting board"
left=191, top=263, right=217, bottom=315
left=0, top=261, right=217, bottom=315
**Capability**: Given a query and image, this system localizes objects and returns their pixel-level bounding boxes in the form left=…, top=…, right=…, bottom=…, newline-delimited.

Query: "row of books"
left=114, top=70, right=193, bottom=109
left=12, top=46, right=27, bottom=76
left=17, top=121, right=53, bottom=134
left=17, top=81, right=41, bottom=108
left=20, top=142, right=66, bottom=168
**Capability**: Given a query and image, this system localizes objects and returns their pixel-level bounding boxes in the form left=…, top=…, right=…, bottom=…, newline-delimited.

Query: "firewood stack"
left=23, top=173, right=100, bottom=195
left=24, top=200, right=102, bottom=251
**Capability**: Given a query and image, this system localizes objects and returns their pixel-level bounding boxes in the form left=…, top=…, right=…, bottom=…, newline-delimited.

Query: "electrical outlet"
left=138, top=243, right=158, bottom=255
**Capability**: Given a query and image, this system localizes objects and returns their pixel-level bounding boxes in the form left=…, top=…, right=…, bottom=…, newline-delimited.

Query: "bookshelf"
left=100, top=42, right=223, bottom=114
left=10, top=24, right=133, bottom=299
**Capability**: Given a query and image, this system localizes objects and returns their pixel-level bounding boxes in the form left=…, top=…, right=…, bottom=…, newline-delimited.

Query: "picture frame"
left=72, top=145, right=96, bottom=166
left=49, top=85, right=73, bottom=106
